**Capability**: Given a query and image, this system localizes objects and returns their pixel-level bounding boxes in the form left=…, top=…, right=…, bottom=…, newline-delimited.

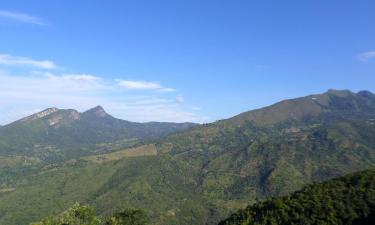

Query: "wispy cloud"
left=358, top=51, right=375, bottom=62
left=0, top=71, right=205, bottom=124
left=0, top=53, right=206, bottom=124
left=47, top=73, right=101, bottom=82
left=118, top=80, right=176, bottom=92
left=0, top=54, right=56, bottom=69
left=0, top=10, right=45, bottom=25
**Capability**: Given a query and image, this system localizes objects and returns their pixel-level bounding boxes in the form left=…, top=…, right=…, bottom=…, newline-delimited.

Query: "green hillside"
left=29, top=169, right=375, bottom=225
left=0, top=90, right=375, bottom=225
left=157, top=89, right=375, bottom=199
left=218, top=169, right=375, bottom=225
left=0, top=156, right=214, bottom=225
left=0, top=106, right=196, bottom=160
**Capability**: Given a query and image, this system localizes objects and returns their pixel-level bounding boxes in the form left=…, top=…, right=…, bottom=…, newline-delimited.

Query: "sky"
left=0, top=0, right=374, bottom=125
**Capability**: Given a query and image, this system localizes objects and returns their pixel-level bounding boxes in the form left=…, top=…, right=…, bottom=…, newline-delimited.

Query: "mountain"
left=156, top=89, right=375, bottom=198
left=0, top=106, right=196, bottom=160
left=218, top=168, right=375, bottom=225
left=0, top=90, right=375, bottom=225
left=223, top=89, right=375, bottom=126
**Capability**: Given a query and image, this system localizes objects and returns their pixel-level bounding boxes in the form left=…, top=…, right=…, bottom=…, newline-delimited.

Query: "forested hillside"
left=219, top=169, right=375, bottom=225
left=30, top=169, right=375, bottom=225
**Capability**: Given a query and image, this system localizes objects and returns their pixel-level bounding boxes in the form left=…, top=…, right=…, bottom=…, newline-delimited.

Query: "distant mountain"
left=0, top=90, right=375, bottom=225
left=225, top=89, right=375, bottom=126
left=218, top=168, right=375, bottom=225
left=0, top=106, right=196, bottom=159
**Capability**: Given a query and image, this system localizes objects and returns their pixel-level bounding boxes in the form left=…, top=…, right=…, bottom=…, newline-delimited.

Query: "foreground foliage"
left=219, top=169, right=375, bottom=225
left=31, top=203, right=148, bottom=225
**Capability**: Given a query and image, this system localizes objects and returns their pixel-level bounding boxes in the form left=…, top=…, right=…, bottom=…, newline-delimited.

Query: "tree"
left=105, top=209, right=148, bottom=225
left=31, top=203, right=101, bottom=225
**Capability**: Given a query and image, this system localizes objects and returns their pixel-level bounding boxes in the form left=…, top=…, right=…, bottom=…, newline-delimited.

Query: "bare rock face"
left=47, top=110, right=80, bottom=127
left=20, top=108, right=59, bottom=123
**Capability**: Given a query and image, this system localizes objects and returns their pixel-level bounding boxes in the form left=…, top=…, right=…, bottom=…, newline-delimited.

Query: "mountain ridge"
left=0, top=106, right=197, bottom=159
left=223, top=89, right=375, bottom=126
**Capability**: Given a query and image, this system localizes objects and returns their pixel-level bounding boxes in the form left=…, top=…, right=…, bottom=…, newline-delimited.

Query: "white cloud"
left=119, top=80, right=161, bottom=90
left=118, top=80, right=176, bottom=92
left=0, top=10, right=45, bottom=25
left=158, top=88, right=177, bottom=93
left=0, top=54, right=56, bottom=69
left=59, top=74, right=100, bottom=81
left=0, top=72, right=205, bottom=124
left=358, top=51, right=375, bottom=62
left=0, top=53, right=205, bottom=124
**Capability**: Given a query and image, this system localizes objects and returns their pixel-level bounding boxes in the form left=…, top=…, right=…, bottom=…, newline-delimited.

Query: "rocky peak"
left=84, top=105, right=108, bottom=118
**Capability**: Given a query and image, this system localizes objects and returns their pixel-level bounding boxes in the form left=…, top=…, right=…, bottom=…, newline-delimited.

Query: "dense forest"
left=219, top=169, right=375, bottom=225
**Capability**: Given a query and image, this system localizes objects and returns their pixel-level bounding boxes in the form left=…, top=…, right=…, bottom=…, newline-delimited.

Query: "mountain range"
left=0, top=89, right=374, bottom=225
left=0, top=106, right=196, bottom=160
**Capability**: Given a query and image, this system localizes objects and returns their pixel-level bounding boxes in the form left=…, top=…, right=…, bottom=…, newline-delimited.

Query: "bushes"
left=31, top=203, right=148, bottom=225
left=105, top=209, right=148, bottom=225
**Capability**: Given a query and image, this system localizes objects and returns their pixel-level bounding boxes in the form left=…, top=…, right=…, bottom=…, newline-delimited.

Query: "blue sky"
left=0, top=0, right=374, bottom=124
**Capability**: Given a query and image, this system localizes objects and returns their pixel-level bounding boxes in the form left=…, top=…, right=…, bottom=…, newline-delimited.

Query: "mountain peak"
left=357, top=90, right=374, bottom=98
left=84, top=105, right=108, bottom=117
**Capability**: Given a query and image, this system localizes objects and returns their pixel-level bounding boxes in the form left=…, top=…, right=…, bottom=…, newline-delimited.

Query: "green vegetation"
left=0, top=156, right=213, bottom=225
left=31, top=203, right=148, bottom=225
left=0, top=90, right=375, bottom=225
left=0, top=106, right=196, bottom=160
left=218, top=169, right=375, bottom=225
left=83, top=144, right=158, bottom=163
left=105, top=208, right=148, bottom=225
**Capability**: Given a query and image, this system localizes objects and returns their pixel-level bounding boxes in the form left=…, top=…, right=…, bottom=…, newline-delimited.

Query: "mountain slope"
left=226, top=89, right=375, bottom=126
left=156, top=89, right=375, bottom=199
left=0, top=106, right=196, bottom=159
left=218, top=168, right=375, bottom=225
left=0, top=90, right=375, bottom=225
